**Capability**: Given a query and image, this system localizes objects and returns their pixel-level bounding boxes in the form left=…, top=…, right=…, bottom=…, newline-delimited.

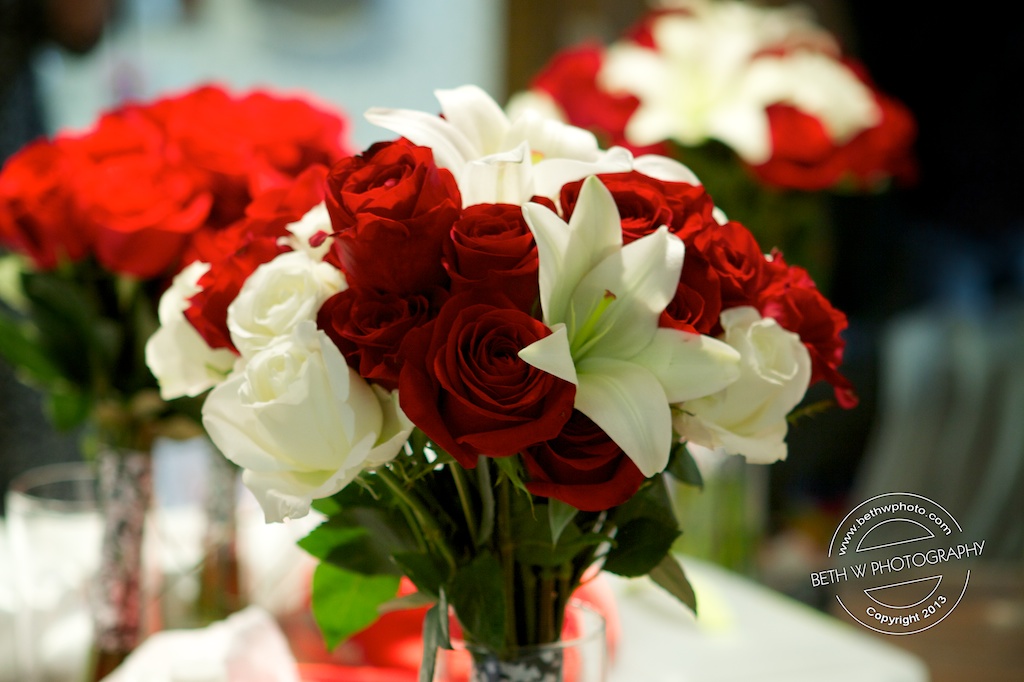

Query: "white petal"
left=575, top=357, right=672, bottom=477
left=458, top=143, right=532, bottom=207
left=635, top=328, right=741, bottom=403
left=632, top=154, right=701, bottom=185
left=706, top=102, right=772, bottom=164
left=525, top=177, right=627, bottom=328
left=364, top=107, right=476, bottom=171
left=517, top=324, right=578, bottom=385
left=505, top=109, right=601, bottom=162
left=576, top=226, right=684, bottom=360
left=531, top=147, right=634, bottom=201
left=435, top=85, right=511, bottom=157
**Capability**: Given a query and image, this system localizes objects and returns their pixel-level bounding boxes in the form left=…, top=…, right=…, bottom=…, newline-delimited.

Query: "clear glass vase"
left=6, top=462, right=103, bottom=682
left=434, top=601, right=607, bottom=682
left=90, top=448, right=153, bottom=679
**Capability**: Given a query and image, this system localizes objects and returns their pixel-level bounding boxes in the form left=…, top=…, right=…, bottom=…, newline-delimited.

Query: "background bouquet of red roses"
left=146, top=83, right=855, bottom=676
left=511, top=0, right=916, bottom=289
left=0, top=84, right=350, bottom=447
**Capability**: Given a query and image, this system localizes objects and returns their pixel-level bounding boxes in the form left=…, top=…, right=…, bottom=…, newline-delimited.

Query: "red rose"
left=236, top=89, right=352, bottom=193
left=443, top=203, right=538, bottom=312
left=840, top=91, right=917, bottom=189
left=749, top=103, right=849, bottom=191
left=398, top=292, right=575, bottom=468
left=661, top=249, right=722, bottom=336
left=318, top=287, right=445, bottom=391
left=750, top=61, right=916, bottom=192
left=0, top=138, right=91, bottom=270
left=559, top=172, right=718, bottom=245
left=759, top=261, right=858, bottom=408
left=325, top=140, right=460, bottom=294
left=151, top=85, right=351, bottom=227
left=522, top=410, right=646, bottom=511
left=80, top=154, right=212, bottom=278
left=184, top=166, right=327, bottom=351
left=689, top=220, right=770, bottom=311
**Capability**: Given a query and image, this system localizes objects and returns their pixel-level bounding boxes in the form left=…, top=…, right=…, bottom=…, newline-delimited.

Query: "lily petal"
left=517, top=324, right=578, bottom=385
left=523, top=176, right=622, bottom=327
left=458, top=142, right=532, bottom=207
left=636, top=328, right=741, bottom=403
left=631, top=154, right=701, bottom=185
left=364, top=106, right=476, bottom=171
left=574, top=225, right=684, bottom=360
left=435, top=85, right=511, bottom=156
left=575, top=357, right=672, bottom=477
left=531, top=147, right=635, bottom=201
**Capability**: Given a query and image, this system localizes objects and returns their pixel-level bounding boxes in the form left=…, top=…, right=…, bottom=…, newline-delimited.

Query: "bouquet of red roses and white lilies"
left=147, top=83, right=854, bottom=673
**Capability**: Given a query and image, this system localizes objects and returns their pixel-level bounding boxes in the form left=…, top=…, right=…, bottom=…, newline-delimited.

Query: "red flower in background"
left=0, top=138, right=91, bottom=270
left=750, top=64, right=917, bottom=192
left=325, top=140, right=460, bottom=295
left=529, top=44, right=669, bottom=157
left=150, top=85, right=351, bottom=228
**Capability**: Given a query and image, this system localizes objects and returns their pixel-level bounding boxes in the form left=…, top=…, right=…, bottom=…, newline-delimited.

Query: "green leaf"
left=0, top=313, right=62, bottom=385
left=547, top=498, right=578, bottom=546
left=22, top=272, right=110, bottom=384
left=45, top=387, right=92, bottom=431
left=447, top=552, right=505, bottom=650
left=666, top=442, right=704, bottom=490
left=494, top=456, right=530, bottom=496
left=602, top=517, right=679, bottom=577
left=392, top=551, right=450, bottom=596
left=310, top=563, right=400, bottom=650
left=378, top=590, right=436, bottom=614
left=297, top=523, right=369, bottom=562
left=602, top=476, right=681, bottom=577
left=609, top=474, right=678, bottom=528
left=419, top=593, right=450, bottom=682
left=311, top=495, right=344, bottom=517
left=511, top=505, right=605, bottom=567
left=648, top=553, right=698, bottom=614
left=301, top=508, right=416, bottom=576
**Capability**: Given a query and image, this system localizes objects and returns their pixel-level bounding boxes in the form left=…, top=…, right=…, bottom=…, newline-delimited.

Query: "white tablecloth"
left=1, top=519, right=928, bottom=682
left=605, top=559, right=928, bottom=681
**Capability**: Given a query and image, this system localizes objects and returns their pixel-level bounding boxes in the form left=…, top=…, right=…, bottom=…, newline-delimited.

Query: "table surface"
left=1, top=517, right=931, bottom=682
left=605, top=559, right=928, bottom=682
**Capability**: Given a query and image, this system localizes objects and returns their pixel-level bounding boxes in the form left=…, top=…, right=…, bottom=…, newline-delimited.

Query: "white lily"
left=517, top=176, right=740, bottom=476
left=600, top=5, right=879, bottom=164
left=365, top=85, right=700, bottom=206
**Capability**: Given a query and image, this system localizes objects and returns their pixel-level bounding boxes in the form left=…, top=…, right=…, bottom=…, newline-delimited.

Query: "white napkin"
left=102, top=606, right=301, bottom=682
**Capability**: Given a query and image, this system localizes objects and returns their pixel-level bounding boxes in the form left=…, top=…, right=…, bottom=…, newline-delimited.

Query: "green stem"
left=520, top=564, right=535, bottom=646
left=497, top=474, right=517, bottom=649
left=450, top=465, right=479, bottom=545
left=375, top=466, right=457, bottom=572
left=538, top=570, right=556, bottom=644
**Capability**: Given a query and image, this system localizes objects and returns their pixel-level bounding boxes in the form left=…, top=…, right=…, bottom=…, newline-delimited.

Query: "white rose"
left=227, top=250, right=344, bottom=358
left=145, top=261, right=237, bottom=400
left=674, top=306, right=811, bottom=463
left=202, top=322, right=413, bottom=523
left=281, top=202, right=334, bottom=260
